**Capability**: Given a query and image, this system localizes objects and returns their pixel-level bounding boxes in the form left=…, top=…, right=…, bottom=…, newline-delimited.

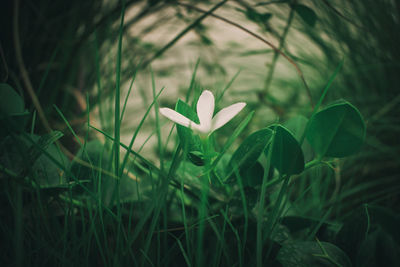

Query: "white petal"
left=159, top=108, right=198, bottom=129
left=210, top=102, right=246, bottom=132
left=196, top=90, right=215, bottom=133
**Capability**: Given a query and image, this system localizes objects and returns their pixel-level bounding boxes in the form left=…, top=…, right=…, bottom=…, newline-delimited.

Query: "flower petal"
left=196, top=90, right=215, bottom=133
left=159, top=108, right=198, bottom=128
left=210, top=102, right=246, bottom=132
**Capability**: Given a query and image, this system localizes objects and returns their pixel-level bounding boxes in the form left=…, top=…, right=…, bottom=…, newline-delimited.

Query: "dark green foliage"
left=336, top=205, right=400, bottom=266
left=266, top=124, right=305, bottom=175
left=306, top=101, right=366, bottom=158
left=0, top=0, right=398, bottom=266
left=0, top=83, right=24, bottom=115
left=0, top=83, right=29, bottom=136
left=225, top=128, right=272, bottom=183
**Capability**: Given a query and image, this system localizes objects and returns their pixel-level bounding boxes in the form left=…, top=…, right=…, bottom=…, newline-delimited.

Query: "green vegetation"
left=1, top=0, right=399, bottom=266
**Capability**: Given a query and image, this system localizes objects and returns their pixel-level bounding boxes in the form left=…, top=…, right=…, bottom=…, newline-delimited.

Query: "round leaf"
left=283, top=115, right=315, bottom=162
left=226, top=128, right=273, bottom=182
left=266, top=124, right=305, bottom=175
left=306, top=101, right=366, bottom=158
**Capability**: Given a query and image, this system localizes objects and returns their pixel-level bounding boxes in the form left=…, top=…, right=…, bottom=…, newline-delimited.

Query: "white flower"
left=159, top=90, right=246, bottom=136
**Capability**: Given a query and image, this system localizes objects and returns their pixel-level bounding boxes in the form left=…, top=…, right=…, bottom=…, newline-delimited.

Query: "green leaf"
left=283, top=115, right=308, bottom=142
left=266, top=124, right=305, bottom=175
left=277, top=241, right=352, bottom=267
left=0, top=83, right=29, bottom=136
left=242, top=161, right=264, bottom=187
left=293, top=4, right=317, bottom=27
left=225, top=128, right=273, bottom=182
left=0, top=83, right=24, bottom=115
left=175, top=99, right=204, bottom=165
left=283, top=115, right=315, bottom=162
left=306, top=100, right=366, bottom=158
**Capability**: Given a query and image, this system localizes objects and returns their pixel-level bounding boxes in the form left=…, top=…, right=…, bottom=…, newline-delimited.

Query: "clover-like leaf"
left=225, top=128, right=273, bottom=183
left=306, top=100, right=366, bottom=158
left=266, top=124, right=305, bottom=175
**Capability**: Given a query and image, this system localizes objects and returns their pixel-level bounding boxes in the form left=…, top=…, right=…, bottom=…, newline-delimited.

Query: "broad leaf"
left=306, top=101, right=366, bottom=158
left=283, top=115, right=315, bottom=162
left=266, top=124, right=305, bottom=175
left=225, top=128, right=272, bottom=182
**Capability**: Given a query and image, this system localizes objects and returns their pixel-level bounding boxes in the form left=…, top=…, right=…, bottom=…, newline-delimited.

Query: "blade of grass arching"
left=221, top=209, right=243, bottom=267
left=119, top=86, right=165, bottom=175
left=185, top=58, right=200, bottom=102
left=150, top=67, right=164, bottom=171
left=216, top=69, right=241, bottom=104
left=120, top=65, right=139, bottom=124
left=257, top=127, right=275, bottom=267
left=53, top=105, right=84, bottom=147
left=209, top=111, right=255, bottom=172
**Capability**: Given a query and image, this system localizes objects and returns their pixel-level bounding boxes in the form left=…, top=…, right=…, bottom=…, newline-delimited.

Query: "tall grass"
left=1, top=0, right=399, bottom=266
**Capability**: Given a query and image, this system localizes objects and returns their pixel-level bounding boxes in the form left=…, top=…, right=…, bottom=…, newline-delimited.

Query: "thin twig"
left=177, top=1, right=314, bottom=107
